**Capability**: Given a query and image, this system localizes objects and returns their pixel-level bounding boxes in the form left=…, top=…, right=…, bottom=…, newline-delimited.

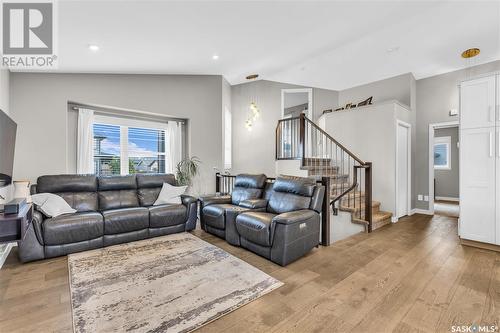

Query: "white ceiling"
left=24, top=0, right=500, bottom=90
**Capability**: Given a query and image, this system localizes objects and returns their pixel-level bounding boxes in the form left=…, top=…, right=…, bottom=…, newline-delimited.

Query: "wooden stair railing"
left=276, top=113, right=375, bottom=232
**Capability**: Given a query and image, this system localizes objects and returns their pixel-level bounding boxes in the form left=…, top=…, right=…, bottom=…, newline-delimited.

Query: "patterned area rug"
left=68, top=233, right=283, bottom=333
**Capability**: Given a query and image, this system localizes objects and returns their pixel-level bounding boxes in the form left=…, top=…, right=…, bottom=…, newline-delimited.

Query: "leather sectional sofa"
left=200, top=175, right=325, bottom=266
left=18, top=174, right=197, bottom=263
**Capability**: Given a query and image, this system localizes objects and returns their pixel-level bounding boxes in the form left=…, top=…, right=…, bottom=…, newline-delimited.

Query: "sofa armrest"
left=272, top=210, right=318, bottom=225
left=239, top=199, right=268, bottom=209
left=32, top=209, right=45, bottom=245
left=198, top=195, right=232, bottom=207
left=180, top=194, right=197, bottom=206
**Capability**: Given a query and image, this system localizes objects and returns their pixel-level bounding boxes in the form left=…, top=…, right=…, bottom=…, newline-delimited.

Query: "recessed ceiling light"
left=212, top=54, right=219, bottom=60
left=387, top=46, right=400, bottom=53
left=88, top=44, right=99, bottom=52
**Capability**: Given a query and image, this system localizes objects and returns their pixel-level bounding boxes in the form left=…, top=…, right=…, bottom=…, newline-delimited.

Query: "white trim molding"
left=435, top=196, right=459, bottom=202
left=281, top=88, right=313, bottom=120
left=428, top=121, right=459, bottom=215
left=395, top=119, right=412, bottom=219
left=410, top=208, right=434, bottom=216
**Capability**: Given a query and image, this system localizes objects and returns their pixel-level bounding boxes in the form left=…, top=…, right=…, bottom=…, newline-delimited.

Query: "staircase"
left=276, top=114, right=392, bottom=232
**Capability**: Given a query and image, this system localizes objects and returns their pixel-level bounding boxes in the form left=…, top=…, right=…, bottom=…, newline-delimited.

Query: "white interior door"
left=460, top=127, right=496, bottom=244
left=460, top=76, right=496, bottom=130
left=397, top=124, right=409, bottom=218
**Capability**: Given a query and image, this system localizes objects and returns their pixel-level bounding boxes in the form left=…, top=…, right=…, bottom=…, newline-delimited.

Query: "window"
left=93, top=115, right=169, bottom=176
left=434, top=136, right=451, bottom=170
left=93, top=123, right=122, bottom=175
left=224, top=107, right=232, bottom=169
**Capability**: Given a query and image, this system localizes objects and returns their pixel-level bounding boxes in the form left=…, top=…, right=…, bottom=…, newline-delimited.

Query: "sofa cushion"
left=153, top=183, right=187, bottom=205
left=267, top=177, right=316, bottom=214
left=43, top=212, right=104, bottom=245
left=31, top=193, right=77, bottom=218
left=98, top=175, right=139, bottom=210
left=149, top=204, right=187, bottom=228
left=137, top=174, right=177, bottom=206
left=231, top=174, right=267, bottom=205
left=35, top=174, right=99, bottom=212
left=203, top=204, right=239, bottom=230
left=37, top=174, right=97, bottom=193
left=236, top=212, right=277, bottom=247
left=102, top=207, right=149, bottom=234
left=56, top=192, right=98, bottom=212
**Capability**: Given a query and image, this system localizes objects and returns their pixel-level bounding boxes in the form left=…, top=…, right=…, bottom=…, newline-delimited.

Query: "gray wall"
left=434, top=127, right=459, bottom=199
left=338, top=73, right=415, bottom=108
left=231, top=80, right=338, bottom=176
left=10, top=73, right=224, bottom=195
left=415, top=60, right=500, bottom=210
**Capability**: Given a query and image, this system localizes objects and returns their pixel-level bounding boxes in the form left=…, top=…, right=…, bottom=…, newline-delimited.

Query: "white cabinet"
left=497, top=127, right=500, bottom=243
left=459, top=127, right=496, bottom=243
left=460, top=76, right=496, bottom=130
left=459, top=73, right=499, bottom=245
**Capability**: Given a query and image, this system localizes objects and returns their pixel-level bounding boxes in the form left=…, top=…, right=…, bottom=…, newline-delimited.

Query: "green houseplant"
left=176, top=156, right=201, bottom=186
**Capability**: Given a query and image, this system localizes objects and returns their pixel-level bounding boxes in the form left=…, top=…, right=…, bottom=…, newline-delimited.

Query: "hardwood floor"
left=1, top=213, right=499, bottom=333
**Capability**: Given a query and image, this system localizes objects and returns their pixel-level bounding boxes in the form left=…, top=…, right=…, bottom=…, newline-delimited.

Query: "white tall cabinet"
left=459, top=74, right=499, bottom=245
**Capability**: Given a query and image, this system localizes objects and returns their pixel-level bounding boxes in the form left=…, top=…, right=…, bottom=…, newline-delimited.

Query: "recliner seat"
left=18, top=173, right=198, bottom=263
left=235, top=177, right=325, bottom=266
left=201, top=175, right=325, bottom=266
left=199, top=174, right=267, bottom=245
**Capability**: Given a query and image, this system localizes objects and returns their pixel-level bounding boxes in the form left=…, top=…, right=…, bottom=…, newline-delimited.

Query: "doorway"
left=428, top=122, right=460, bottom=217
left=396, top=121, right=411, bottom=218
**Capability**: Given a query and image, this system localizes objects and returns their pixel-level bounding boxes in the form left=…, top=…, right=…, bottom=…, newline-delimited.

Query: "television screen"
left=0, top=109, right=17, bottom=188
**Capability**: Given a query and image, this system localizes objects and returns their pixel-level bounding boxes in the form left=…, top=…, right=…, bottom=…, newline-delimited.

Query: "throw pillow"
left=31, top=193, right=77, bottom=218
left=154, top=182, right=187, bottom=205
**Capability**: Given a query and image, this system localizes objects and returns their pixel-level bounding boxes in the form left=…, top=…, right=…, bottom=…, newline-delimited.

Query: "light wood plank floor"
left=1, top=213, right=499, bottom=333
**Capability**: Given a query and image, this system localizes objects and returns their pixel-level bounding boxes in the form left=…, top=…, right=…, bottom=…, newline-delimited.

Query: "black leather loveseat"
left=18, top=174, right=197, bottom=263
left=200, top=175, right=325, bottom=266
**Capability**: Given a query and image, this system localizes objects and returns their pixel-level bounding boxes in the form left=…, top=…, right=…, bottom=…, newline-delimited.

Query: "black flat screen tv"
left=0, top=109, right=17, bottom=188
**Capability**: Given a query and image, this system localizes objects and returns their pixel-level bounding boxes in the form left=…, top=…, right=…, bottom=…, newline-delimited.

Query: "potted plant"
left=176, top=156, right=201, bottom=188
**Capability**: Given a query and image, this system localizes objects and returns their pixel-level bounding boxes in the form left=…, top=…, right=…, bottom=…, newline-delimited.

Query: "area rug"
left=68, top=233, right=283, bottom=333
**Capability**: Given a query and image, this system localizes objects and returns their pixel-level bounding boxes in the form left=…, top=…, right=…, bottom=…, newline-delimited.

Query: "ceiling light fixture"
left=245, top=74, right=260, bottom=131
left=461, top=48, right=480, bottom=58
left=212, top=54, right=219, bottom=60
left=88, top=44, right=99, bottom=52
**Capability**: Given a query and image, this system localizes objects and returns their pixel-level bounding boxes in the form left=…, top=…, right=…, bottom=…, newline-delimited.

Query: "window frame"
left=433, top=136, right=451, bottom=170
left=93, top=115, right=169, bottom=176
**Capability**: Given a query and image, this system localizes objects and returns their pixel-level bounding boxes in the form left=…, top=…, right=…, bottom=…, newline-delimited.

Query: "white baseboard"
left=410, top=208, right=433, bottom=215
left=435, top=196, right=459, bottom=202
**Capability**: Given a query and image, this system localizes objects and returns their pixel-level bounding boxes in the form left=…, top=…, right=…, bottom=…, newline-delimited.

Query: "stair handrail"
left=275, top=113, right=373, bottom=233
left=302, top=115, right=366, bottom=165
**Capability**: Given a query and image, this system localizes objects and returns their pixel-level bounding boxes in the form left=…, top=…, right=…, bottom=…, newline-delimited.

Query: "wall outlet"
left=418, top=194, right=423, bottom=201
left=424, top=195, right=429, bottom=202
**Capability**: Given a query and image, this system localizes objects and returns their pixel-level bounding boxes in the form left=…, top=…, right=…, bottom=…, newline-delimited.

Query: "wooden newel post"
left=299, top=113, right=306, bottom=162
left=321, top=176, right=331, bottom=246
left=364, top=162, right=373, bottom=233
left=215, top=172, right=220, bottom=194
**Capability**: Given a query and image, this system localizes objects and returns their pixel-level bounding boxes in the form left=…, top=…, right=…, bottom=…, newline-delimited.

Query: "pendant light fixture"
left=245, top=74, right=260, bottom=131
